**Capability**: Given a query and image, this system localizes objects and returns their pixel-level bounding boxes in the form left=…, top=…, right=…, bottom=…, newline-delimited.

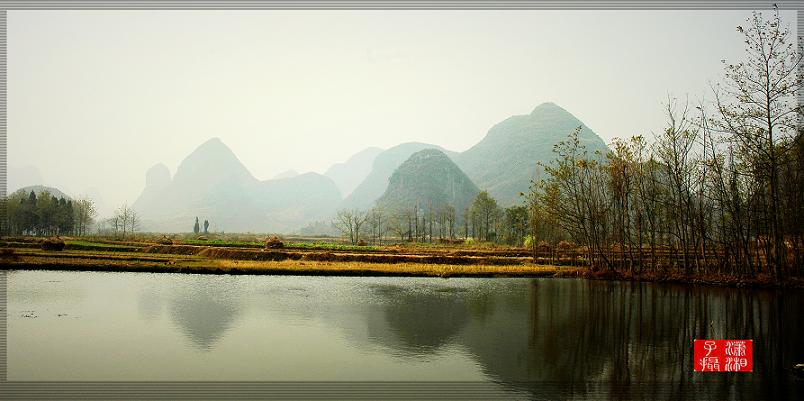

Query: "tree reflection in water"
left=361, top=279, right=802, bottom=400
left=151, top=274, right=801, bottom=399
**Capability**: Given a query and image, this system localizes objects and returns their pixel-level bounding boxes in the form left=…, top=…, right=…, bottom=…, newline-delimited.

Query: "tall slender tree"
left=711, top=9, right=803, bottom=278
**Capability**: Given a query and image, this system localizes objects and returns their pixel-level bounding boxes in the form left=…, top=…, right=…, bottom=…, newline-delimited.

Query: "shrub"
left=41, top=237, right=65, bottom=251
left=557, top=240, right=576, bottom=250
left=265, top=235, right=284, bottom=249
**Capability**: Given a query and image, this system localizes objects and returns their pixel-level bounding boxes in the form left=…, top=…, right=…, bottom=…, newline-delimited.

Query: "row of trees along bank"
left=332, top=192, right=528, bottom=247
left=527, top=11, right=803, bottom=280
left=1, top=190, right=89, bottom=236
left=0, top=190, right=145, bottom=239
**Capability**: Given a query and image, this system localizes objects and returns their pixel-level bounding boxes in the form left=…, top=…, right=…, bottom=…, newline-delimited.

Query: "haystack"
left=265, top=235, right=284, bottom=249
left=41, top=237, right=65, bottom=251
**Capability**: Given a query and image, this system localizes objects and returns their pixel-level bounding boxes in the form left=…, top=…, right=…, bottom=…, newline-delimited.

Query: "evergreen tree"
left=56, top=197, right=69, bottom=234
left=66, top=200, right=75, bottom=235
left=193, top=217, right=200, bottom=234
left=203, top=219, right=209, bottom=234
left=23, top=191, right=38, bottom=234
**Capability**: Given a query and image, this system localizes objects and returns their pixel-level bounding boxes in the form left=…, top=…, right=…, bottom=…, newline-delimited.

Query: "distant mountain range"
left=344, top=102, right=606, bottom=209
left=272, top=169, right=300, bottom=180
left=376, top=149, right=479, bottom=218
left=324, top=147, right=384, bottom=198
left=132, top=138, right=340, bottom=233
left=455, top=102, right=607, bottom=205
left=12, top=185, right=72, bottom=201
left=128, top=102, right=608, bottom=233
left=340, top=142, right=459, bottom=210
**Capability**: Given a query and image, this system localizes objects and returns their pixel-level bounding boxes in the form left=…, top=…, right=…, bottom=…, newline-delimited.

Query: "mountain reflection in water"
left=168, top=279, right=242, bottom=351
left=7, top=271, right=803, bottom=399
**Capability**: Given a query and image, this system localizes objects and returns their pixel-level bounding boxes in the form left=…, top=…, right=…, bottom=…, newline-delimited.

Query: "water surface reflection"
left=168, top=279, right=242, bottom=351
left=7, top=271, right=802, bottom=399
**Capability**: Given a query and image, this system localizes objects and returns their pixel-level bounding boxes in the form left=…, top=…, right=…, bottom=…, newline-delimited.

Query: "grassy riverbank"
left=1, top=237, right=802, bottom=287
left=0, top=248, right=557, bottom=278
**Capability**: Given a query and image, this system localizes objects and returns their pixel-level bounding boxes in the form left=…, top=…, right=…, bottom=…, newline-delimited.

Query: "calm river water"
left=6, top=270, right=804, bottom=399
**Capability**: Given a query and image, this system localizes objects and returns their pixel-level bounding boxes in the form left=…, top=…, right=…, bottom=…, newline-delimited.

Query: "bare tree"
left=113, top=203, right=138, bottom=239
left=332, top=209, right=369, bottom=244
left=711, top=9, right=804, bottom=278
left=367, top=207, right=385, bottom=245
left=387, top=208, right=411, bottom=242
left=655, top=98, right=703, bottom=273
left=130, top=209, right=140, bottom=238
left=73, top=196, right=97, bottom=236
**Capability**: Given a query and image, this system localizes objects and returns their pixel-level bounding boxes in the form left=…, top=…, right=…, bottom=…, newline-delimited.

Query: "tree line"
left=332, top=11, right=803, bottom=282
left=1, top=189, right=146, bottom=239
left=1, top=190, right=94, bottom=236
left=331, top=192, right=528, bottom=246
left=525, top=10, right=803, bottom=279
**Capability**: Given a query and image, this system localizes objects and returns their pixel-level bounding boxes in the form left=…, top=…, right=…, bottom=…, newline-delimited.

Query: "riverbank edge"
left=0, top=262, right=557, bottom=278
left=3, top=260, right=803, bottom=289
left=554, top=267, right=804, bottom=289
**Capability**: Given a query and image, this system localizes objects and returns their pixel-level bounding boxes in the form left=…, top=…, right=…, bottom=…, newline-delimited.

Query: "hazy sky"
left=8, top=9, right=794, bottom=215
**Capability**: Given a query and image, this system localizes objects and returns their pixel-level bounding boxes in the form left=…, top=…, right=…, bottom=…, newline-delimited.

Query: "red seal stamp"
left=694, top=339, right=753, bottom=372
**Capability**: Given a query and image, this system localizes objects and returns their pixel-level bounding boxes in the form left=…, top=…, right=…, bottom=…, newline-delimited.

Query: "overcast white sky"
left=8, top=9, right=795, bottom=214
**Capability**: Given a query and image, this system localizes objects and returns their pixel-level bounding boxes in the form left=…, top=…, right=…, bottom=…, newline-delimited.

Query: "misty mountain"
left=456, top=102, right=608, bottom=206
left=255, top=172, right=342, bottom=229
left=273, top=169, right=299, bottom=179
left=341, top=102, right=607, bottom=211
left=128, top=102, right=607, bottom=233
left=132, top=138, right=341, bottom=233
left=340, top=142, right=459, bottom=210
left=376, top=149, right=479, bottom=218
left=132, top=163, right=172, bottom=217
left=133, top=138, right=258, bottom=220
left=324, top=146, right=383, bottom=198
left=13, top=185, right=72, bottom=200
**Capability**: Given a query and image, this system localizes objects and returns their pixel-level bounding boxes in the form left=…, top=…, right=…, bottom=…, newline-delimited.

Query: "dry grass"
left=5, top=242, right=801, bottom=287
left=0, top=247, right=556, bottom=278
left=207, top=259, right=558, bottom=277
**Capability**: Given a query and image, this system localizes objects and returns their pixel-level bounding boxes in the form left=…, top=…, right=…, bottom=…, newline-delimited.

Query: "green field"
left=180, top=238, right=380, bottom=251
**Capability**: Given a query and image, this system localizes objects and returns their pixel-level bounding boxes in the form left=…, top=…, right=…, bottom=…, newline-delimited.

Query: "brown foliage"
left=303, top=252, right=336, bottom=262
left=41, top=237, right=65, bottom=251
left=0, top=248, right=19, bottom=262
left=265, top=235, right=284, bottom=249
left=200, top=248, right=298, bottom=261
left=156, top=236, right=173, bottom=245
left=144, top=245, right=205, bottom=255
left=557, top=240, right=576, bottom=250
